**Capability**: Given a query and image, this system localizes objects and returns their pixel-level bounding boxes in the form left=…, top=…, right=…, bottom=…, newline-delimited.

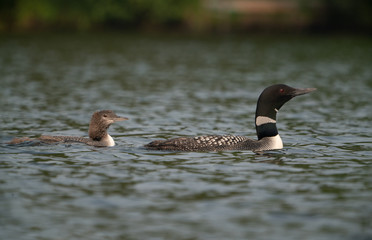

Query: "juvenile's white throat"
left=106, top=134, right=115, bottom=147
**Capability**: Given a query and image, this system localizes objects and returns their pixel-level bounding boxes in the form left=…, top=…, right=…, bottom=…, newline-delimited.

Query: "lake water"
left=1, top=33, right=372, bottom=240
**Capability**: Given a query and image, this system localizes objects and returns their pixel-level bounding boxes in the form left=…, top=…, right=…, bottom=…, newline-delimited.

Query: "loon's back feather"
left=145, top=135, right=259, bottom=151
left=38, top=135, right=90, bottom=144
left=12, top=135, right=114, bottom=147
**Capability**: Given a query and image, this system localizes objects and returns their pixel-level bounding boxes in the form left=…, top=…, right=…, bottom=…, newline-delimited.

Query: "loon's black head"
left=89, top=110, right=128, bottom=141
left=256, top=84, right=316, bottom=120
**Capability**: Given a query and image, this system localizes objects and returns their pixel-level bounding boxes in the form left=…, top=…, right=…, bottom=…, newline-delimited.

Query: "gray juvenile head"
left=88, top=110, right=128, bottom=141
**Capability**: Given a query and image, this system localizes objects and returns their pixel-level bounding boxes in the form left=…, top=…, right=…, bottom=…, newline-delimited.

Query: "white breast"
left=268, top=134, right=283, bottom=149
left=257, top=134, right=283, bottom=151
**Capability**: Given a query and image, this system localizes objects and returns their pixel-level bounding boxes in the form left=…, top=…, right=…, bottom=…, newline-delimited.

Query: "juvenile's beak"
left=114, top=115, right=129, bottom=122
left=291, top=87, right=317, bottom=97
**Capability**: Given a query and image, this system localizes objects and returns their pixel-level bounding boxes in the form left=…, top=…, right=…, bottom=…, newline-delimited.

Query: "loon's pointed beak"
left=113, top=116, right=129, bottom=122
left=291, top=87, right=317, bottom=97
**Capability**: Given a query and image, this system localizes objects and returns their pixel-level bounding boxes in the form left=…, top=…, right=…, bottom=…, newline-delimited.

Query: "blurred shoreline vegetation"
left=0, top=0, right=371, bottom=34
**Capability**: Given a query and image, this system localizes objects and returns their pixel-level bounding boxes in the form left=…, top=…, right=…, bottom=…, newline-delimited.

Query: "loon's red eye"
left=279, top=88, right=284, bottom=93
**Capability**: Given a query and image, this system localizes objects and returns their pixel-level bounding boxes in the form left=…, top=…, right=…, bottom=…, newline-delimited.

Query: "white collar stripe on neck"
left=256, top=116, right=276, bottom=126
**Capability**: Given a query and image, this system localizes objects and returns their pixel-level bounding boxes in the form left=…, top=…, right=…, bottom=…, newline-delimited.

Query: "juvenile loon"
left=8, top=110, right=128, bottom=147
left=145, top=84, right=316, bottom=152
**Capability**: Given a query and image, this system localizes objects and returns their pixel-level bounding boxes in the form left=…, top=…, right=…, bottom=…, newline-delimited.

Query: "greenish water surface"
left=1, top=33, right=372, bottom=240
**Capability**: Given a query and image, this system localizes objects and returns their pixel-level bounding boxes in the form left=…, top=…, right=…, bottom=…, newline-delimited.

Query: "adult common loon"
left=8, top=110, right=128, bottom=147
left=145, top=84, right=316, bottom=152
